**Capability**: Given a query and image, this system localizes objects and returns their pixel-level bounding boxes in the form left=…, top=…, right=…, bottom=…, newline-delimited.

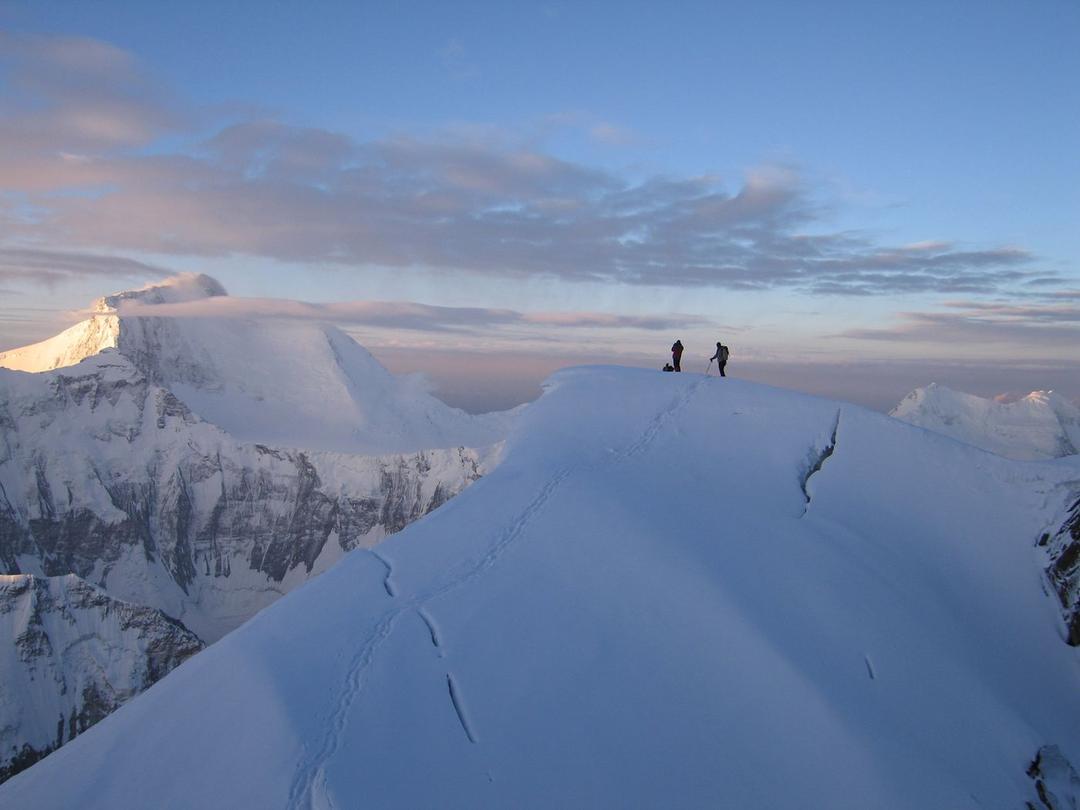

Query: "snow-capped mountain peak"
left=890, top=382, right=1080, bottom=460
left=1, top=275, right=512, bottom=453
left=93, top=273, right=228, bottom=313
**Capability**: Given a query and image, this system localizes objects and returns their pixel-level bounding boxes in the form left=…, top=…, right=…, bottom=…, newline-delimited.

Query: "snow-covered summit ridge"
left=0, top=275, right=513, bottom=453
left=5, top=369, right=1078, bottom=809
left=891, top=383, right=1080, bottom=460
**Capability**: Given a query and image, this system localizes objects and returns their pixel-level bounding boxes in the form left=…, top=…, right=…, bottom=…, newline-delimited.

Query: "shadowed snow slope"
left=0, top=274, right=511, bottom=454
left=891, top=383, right=1080, bottom=460
left=4, top=369, right=1079, bottom=809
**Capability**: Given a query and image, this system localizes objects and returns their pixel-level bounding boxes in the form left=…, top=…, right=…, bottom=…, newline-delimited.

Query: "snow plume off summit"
left=4, top=367, right=1079, bottom=809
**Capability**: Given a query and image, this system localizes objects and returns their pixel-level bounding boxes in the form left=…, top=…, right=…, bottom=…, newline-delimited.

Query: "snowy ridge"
left=0, top=573, right=203, bottom=782
left=0, top=315, right=120, bottom=373
left=4, top=369, right=1079, bottom=809
left=891, top=383, right=1080, bottom=460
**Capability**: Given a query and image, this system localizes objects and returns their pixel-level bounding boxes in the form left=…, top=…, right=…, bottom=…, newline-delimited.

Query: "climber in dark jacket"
left=671, top=340, right=684, bottom=372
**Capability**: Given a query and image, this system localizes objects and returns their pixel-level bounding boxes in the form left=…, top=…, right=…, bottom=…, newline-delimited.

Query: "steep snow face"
left=0, top=316, right=120, bottom=373
left=0, top=353, right=489, bottom=642
left=0, top=574, right=203, bottom=783
left=891, top=383, right=1080, bottom=460
left=1, top=274, right=511, bottom=453
left=114, top=314, right=509, bottom=454
left=6, top=369, right=1079, bottom=810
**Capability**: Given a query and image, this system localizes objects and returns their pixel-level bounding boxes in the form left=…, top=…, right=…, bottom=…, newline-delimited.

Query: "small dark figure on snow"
left=671, top=340, right=684, bottom=372
left=710, top=342, right=729, bottom=377
left=662, top=363, right=675, bottom=372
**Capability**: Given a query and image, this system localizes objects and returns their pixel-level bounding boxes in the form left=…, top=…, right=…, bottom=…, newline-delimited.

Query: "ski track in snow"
left=286, top=377, right=708, bottom=810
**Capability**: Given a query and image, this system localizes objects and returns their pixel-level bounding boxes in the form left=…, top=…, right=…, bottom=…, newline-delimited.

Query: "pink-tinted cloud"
left=0, top=33, right=1056, bottom=297
left=0, top=247, right=169, bottom=285
left=839, top=296, right=1080, bottom=349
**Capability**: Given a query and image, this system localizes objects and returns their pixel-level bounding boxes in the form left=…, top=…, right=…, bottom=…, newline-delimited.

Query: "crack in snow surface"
left=800, top=409, right=841, bottom=516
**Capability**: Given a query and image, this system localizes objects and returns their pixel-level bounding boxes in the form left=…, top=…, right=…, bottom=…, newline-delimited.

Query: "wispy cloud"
left=0, top=247, right=171, bottom=285
left=840, top=295, right=1080, bottom=349
left=0, top=33, right=1066, bottom=297
left=111, top=292, right=711, bottom=333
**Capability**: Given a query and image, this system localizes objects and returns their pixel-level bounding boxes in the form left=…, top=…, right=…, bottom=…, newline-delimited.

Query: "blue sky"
left=1, top=0, right=1078, bottom=410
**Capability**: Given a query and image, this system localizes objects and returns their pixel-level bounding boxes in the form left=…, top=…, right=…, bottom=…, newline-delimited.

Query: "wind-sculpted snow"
left=892, top=383, right=1080, bottom=460
left=0, top=573, right=203, bottom=783
left=4, top=368, right=1079, bottom=809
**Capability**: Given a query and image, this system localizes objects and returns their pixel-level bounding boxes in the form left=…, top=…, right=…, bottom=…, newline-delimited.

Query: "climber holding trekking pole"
left=710, top=342, right=729, bottom=377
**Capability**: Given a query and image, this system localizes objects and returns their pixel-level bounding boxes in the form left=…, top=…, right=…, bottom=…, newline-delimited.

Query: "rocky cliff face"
left=0, top=574, right=204, bottom=783
left=1042, top=493, right=1080, bottom=646
left=0, top=353, right=488, bottom=642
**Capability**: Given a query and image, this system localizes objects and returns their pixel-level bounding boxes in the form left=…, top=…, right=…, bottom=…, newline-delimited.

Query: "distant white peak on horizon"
left=890, top=383, right=1080, bottom=461
left=93, top=273, right=228, bottom=313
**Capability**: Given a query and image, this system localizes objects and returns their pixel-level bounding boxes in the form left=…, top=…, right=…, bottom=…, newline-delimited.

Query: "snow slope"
left=4, top=369, right=1078, bottom=809
left=891, top=383, right=1080, bottom=460
left=0, top=274, right=512, bottom=454
left=0, top=574, right=202, bottom=781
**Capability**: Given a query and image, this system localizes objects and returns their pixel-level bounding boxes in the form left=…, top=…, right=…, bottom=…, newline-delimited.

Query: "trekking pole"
left=705, top=359, right=713, bottom=375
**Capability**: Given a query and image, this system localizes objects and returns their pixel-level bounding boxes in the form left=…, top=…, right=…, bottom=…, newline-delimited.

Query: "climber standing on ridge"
left=710, top=341, right=729, bottom=377
left=671, top=340, right=684, bottom=372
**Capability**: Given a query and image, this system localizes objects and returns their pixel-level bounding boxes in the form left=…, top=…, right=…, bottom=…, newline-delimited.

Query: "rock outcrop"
left=1042, top=494, right=1080, bottom=646
left=0, top=574, right=204, bottom=783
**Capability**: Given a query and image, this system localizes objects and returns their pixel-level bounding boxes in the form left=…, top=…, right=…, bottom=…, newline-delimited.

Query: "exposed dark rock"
left=0, top=575, right=204, bottom=785
left=1045, top=495, right=1080, bottom=646
left=1027, top=744, right=1080, bottom=809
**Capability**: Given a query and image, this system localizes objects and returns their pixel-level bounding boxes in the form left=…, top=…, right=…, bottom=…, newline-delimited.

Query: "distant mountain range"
left=890, top=383, right=1080, bottom=461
